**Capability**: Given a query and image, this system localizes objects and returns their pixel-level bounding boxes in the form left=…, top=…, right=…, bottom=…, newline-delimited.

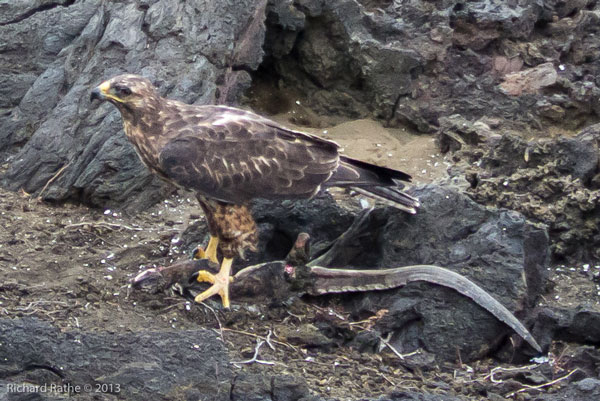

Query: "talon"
left=193, top=247, right=207, bottom=260
left=193, top=235, right=219, bottom=264
left=194, top=257, right=233, bottom=308
left=196, top=270, right=216, bottom=284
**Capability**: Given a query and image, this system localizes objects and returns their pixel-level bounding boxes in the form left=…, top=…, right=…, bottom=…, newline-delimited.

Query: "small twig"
left=286, top=310, right=304, bottom=321
left=222, top=327, right=297, bottom=351
left=230, top=339, right=276, bottom=366
left=553, top=344, right=571, bottom=370
left=66, top=221, right=143, bottom=231
left=89, top=232, right=122, bottom=248
left=484, top=364, right=539, bottom=383
left=20, top=309, right=63, bottom=316
left=14, top=300, right=68, bottom=311
left=378, top=334, right=404, bottom=360
left=37, top=162, right=71, bottom=200
left=265, top=329, right=275, bottom=351
left=379, top=373, right=396, bottom=386
left=456, top=346, right=464, bottom=369
left=309, top=304, right=347, bottom=321
left=348, top=309, right=388, bottom=330
left=200, top=302, right=224, bottom=342
left=157, top=301, right=188, bottom=313
left=505, top=368, right=579, bottom=398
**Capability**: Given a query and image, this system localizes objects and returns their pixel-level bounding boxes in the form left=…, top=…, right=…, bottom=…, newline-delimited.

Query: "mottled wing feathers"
left=157, top=105, right=418, bottom=212
left=158, top=110, right=340, bottom=204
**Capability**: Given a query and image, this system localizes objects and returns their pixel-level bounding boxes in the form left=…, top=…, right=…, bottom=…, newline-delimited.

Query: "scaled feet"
left=192, top=236, right=233, bottom=308
left=194, top=257, right=233, bottom=308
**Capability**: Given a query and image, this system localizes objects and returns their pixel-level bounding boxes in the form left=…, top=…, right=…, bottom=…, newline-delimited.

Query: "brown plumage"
left=91, top=74, right=419, bottom=307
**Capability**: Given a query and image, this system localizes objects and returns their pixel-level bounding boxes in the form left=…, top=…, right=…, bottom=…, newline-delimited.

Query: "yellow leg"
left=205, top=236, right=219, bottom=263
left=194, top=257, right=233, bottom=308
left=193, top=235, right=219, bottom=264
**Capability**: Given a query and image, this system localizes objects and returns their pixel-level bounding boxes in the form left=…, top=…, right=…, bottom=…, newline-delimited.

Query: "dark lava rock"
left=259, top=0, right=600, bottom=132
left=271, top=375, right=314, bottom=401
left=562, top=346, right=600, bottom=379
left=438, top=116, right=600, bottom=261
left=250, top=193, right=357, bottom=265
left=439, top=115, right=598, bottom=182
left=0, top=317, right=232, bottom=401
left=533, top=377, right=600, bottom=401
left=231, top=373, right=314, bottom=401
left=532, top=307, right=600, bottom=352
left=231, top=373, right=272, bottom=401
left=277, top=323, right=334, bottom=349
left=0, top=0, right=267, bottom=211
left=0, top=319, right=325, bottom=401
left=374, top=392, right=462, bottom=401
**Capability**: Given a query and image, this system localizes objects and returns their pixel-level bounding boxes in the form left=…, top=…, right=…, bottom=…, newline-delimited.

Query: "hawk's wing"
left=158, top=109, right=340, bottom=204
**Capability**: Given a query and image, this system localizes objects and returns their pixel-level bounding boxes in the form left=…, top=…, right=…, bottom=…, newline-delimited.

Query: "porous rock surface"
left=0, top=317, right=232, bottom=401
left=262, top=0, right=600, bottom=131
left=437, top=116, right=600, bottom=261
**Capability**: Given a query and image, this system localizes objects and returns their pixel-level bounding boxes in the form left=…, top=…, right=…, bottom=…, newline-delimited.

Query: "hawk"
left=91, top=74, right=419, bottom=307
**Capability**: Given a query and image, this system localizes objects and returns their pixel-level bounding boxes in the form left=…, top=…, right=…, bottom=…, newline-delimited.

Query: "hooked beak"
left=90, top=81, right=110, bottom=102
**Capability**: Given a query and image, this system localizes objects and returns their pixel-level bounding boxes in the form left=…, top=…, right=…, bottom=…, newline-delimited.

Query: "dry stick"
left=456, top=347, right=464, bottom=369
left=13, top=283, right=47, bottom=290
left=378, top=334, right=404, bottom=360
left=37, top=162, right=71, bottom=200
left=15, top=300, right=68, bottom=311
left=222, top=327, right=298, bottom=351
left=200, top=302, right=224, bottom=342
left=309, top=304, right=347, bottom=321
left=158, top=301, right=188, bottom=313
left=87, top=230, right=122, bottom=249
left=230, top=339, right=276, bottom=366
left=484, top=364, right=539, bottom=383
left=348, top=310, right=387, bottom=330
left=66, top=221, right=143, bottom=231
left=265, top=329, right=275, bottom=351
left=505, top=368, right=579, bottom=398
left=376, top=372, right=396, bottom=386
left=20, top=309, right=62, bottom=318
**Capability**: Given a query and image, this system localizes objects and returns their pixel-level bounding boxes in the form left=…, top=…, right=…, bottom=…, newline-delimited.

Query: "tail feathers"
left=340, top=156, right=412, bottom=183
left=352, top=186, right=420, bottom=214
left=325, top=156, right=419, bottom=214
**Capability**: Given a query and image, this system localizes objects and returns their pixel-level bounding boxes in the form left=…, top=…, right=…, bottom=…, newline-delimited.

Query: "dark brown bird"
left=91, top=74, right=419, bottom=307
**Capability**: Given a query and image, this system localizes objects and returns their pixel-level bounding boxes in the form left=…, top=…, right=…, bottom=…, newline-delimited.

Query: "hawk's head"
left=90, top=74, right=160, bottom=114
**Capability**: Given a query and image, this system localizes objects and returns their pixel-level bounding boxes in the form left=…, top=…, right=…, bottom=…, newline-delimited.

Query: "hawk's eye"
left=115, top=86, right=132, bottom=97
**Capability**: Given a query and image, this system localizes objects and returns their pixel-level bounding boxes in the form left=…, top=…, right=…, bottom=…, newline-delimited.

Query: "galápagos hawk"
left=90, top=74, right=420, bottom=307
